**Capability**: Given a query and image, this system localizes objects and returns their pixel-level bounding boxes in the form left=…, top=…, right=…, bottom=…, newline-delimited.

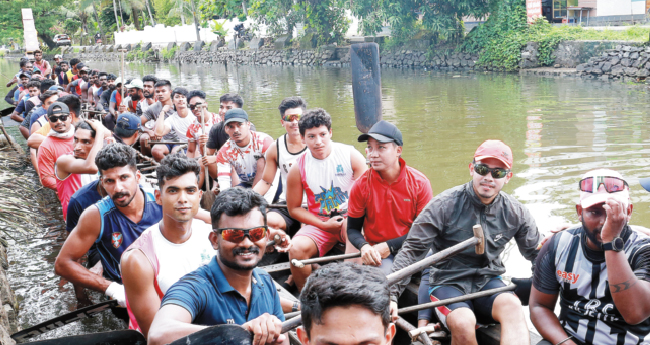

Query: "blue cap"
left=48, top=85, right=59, bottom=91
left=224, top=108, right=249, bottom=125
left=115, top=113, right=141, bottom=132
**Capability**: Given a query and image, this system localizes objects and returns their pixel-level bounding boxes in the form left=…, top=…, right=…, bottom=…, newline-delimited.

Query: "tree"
left=0, top=0, right=67, bottom=48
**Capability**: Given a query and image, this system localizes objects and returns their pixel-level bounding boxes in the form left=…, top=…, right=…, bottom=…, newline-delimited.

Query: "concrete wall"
left=597, top=0, right=646, bottom=16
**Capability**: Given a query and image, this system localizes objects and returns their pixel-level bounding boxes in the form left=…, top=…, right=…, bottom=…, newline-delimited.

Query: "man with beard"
left=123, top=79, right=144, bottom=114
left=99, top=74, right=116, bottom=113
left=530, top=169, right=650, bottom=345
left=51, top=54, right=63, bottom=81
left=147, top=188, right=288, bottom=345
left=388, top=140, right=542, bottom=345
left=65, top=67, right=89, bottom=99
left=57, top=60, right=70, bottom=87
left=185, top=90, right=220, bottom=159
left=33, top=50, right=52, bottom=78
left=152, top=87, right=195, bottom=161
left=140, top=80, right=176, bottom=157
left=121, top=153, right=217, bottom=337
left=54, top=120, right=108, bottom=220
left=253, top=97, right=308, bottom=236
left=36, top=102, right=76, bottom=190
left=87, top=71, right=101, bottom=108
left=136, top=75, right=157, bottom=117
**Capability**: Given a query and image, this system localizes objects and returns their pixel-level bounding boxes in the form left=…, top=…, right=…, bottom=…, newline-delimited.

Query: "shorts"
left=294, top=223, right=345, bottom=257
left=269, top=202, right=301, bottom=237
left=237, top=182, right=253, bottom=188
left=429, top=277, right=512, bottom=330
left=378, top=254, right=395, bottom=276
left=20, top=112, right=31, bottom=128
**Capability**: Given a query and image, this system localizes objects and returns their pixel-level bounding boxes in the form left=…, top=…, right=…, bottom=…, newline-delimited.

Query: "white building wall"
left=596, top=0, right=646, bottom=16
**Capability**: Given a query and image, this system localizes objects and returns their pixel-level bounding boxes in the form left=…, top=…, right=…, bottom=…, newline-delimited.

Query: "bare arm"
left=253, top=143, right=277, bottom=197
left=286, top=164, right=329, bottom=229
left=350, top=148, right=368, bottom=179
left=54, top=206, right=114, bottom=293
left=121, top=250, right=162, bottom=338
left=147, top=304, right=206, bottom=345
left=529, top=287, right=577, bottom=345
left=252, top=156, right=266, bottom=188
left=27, top=132, right=45, bottom=149
left=154, top=109, right=172, bottom=137
left=30, top=120, right=42, bottom=135
left=9, top=110, right=23, bottom=123
left=55, top=123, right=106, bottom=178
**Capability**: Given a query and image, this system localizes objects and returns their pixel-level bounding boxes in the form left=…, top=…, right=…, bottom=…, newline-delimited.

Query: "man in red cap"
left=388, top=140, right=543, bottom=345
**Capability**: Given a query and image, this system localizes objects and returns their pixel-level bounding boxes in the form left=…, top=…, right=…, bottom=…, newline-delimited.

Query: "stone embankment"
left=575, top=44, right=650, bottom=80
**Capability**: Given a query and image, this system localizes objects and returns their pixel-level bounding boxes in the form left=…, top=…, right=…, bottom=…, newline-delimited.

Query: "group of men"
left=3, top=54, right=650, bottom=345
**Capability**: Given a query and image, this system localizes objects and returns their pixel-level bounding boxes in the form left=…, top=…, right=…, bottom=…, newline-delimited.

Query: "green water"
left=3, top=57, right=650, bottom=338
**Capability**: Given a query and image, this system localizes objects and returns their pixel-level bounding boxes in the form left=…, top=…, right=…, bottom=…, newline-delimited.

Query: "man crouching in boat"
left=148, top=188, right=288, bottom=345
left=530, top=170, right=650, bottom=345
left=345, top=120, right=433, bottom=274
left=297, top=262, right=396, bottom=345
left=120, top=153, right=217, bottom=337
left=389, top=140, right=543, bottom=345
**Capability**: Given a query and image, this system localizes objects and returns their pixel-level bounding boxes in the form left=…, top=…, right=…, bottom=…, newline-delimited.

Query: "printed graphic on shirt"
left=216, top=131, right=273, bottom=188
left=112, top=232, right=123, bottom=248
left=315, top=181, right=349, bottom=214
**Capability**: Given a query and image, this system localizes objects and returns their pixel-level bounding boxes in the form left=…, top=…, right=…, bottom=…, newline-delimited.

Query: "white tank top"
left=276, top=134, right=307, bottom=202
left=297, top=142, right=355, bottom=218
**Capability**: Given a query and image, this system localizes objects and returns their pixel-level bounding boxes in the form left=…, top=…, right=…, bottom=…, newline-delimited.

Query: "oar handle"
left=291, top=252, right=361, bottom=268
left=398, top=285, right=516, bottom=314
left=386, top=236, right=479, bottom=285
left=266, top=234, right=281, bottom=247
left=395, top=317, right=434, bottom=345
left=281, top=315, right=303, bottom=333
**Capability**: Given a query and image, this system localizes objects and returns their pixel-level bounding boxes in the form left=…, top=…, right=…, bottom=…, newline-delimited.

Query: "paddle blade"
left=169, top=324, right=253, bottom=345
left=1, top=107, right=16, bottom=117
left=24, top=330, right=145, bottom=345
left=350, top=43, right=382, bottom=133
left=200, top=189, right=216, bottom=210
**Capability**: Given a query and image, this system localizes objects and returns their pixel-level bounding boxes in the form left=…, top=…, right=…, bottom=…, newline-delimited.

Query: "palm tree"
left=144, top=0, right=155, bottom=26
left=112, top=0, right=122, bottom=28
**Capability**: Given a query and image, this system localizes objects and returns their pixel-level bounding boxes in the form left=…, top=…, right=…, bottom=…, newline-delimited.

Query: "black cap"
left=47, top=102, right=70, bottom=117
left=357, top=120, right=403, bottom=146
left=224, top=108, right=249, bottom=125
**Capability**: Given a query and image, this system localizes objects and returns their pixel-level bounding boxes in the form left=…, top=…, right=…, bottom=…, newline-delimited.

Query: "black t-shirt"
left=206, top=121, right=256, bottom=152
left=533, top=225, right=650, bottom=344
left=99, top=88, right=112, bottom=110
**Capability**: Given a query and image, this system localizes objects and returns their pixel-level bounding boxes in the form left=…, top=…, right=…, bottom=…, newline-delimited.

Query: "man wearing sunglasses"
left=185, top=90, right=220, bottom=159
left=254, top=97, right=308, bottom=237
left=345, top=121, right=433, bottom=275
left=530, top=169, right=650, bottom=345
left=36, top=102, right=75, bottom=190
left=148, top=188, right=287, bottom=345
left=121, top=153, right=217, bottom=337
left=388, top=140, right=542, bottom=345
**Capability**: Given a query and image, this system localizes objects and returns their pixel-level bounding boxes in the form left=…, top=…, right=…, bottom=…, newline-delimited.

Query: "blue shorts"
left=429, top=277, right=512, bottom=329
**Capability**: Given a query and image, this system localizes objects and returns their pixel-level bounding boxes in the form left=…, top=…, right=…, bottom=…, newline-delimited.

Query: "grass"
left=551, top=25, right=650, bottom=42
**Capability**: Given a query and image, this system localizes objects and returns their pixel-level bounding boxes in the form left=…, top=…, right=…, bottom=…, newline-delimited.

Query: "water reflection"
left=3, top=58, right=650, bottom=337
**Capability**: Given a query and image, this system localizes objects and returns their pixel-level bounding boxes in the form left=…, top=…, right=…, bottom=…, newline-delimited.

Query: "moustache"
left=112, top=192, right=130, bottom=201
left=233, top=246, right=260, bottom=256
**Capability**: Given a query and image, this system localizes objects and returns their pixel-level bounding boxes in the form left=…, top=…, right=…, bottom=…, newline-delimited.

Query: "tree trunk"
left=118, top=0, right=124, bottom=30
left=92, top=2, right=105, bottom=42
left=38, top=33, right=56, bottom=49
left=131, top=7, right=141, bottom=30
left=190, top=0, right=200, bottom=41
left=145, top=0, right=155, bottom=26
left=112, top=0, right=121, bottom=29
left=179, top=0, right=186, bottom=25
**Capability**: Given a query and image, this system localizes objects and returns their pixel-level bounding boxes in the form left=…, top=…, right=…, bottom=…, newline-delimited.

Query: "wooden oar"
left=395, top=317, right=436, bottom=345
left=143, top=140, right=187, bottom=149
left=350, top=42, right=382, bottom=133
left=397, top=285, right=516, bottom=315
left=199, top=104, right=216, bottom=210
left=10, top=300, right=118, bottom=341
left=24, top=329, right=144, bottom=345
left=291, top=252, right=361, bottom=268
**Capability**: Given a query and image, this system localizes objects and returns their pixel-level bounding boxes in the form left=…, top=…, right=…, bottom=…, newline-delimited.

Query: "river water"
left=2, top=58, right=650, bottom=339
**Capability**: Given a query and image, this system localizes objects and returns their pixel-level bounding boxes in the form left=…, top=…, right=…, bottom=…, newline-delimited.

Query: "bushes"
left=161, top=45, right=178, bottom=60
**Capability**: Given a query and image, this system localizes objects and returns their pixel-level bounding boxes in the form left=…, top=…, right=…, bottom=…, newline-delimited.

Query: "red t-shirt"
left=37, top=136, right=74, bottom=190
left=347, top=158, right=433, bottom=245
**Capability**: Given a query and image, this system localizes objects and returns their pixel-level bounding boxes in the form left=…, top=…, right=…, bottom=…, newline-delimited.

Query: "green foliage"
left=304, top=0, right=349, bottom=45
left=161, top=45, right=178, bottom=60
left=209, top=19, right=229, bottom=38
left=0, top=0, right=68, bottom=48
left=127, top=49, right=147, bottom=60
left=460, top=0, right=650, bottom=71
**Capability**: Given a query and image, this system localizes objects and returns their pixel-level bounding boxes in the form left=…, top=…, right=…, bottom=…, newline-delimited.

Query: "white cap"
left=579, top=169, right=630, bottom=208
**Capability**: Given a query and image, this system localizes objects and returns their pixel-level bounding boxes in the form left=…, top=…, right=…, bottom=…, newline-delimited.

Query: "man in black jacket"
left=389, top=140, right=542, bottom=345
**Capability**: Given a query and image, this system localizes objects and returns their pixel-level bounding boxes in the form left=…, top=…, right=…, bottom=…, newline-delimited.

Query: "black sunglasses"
left=189, top=103, right=205, bottom=111
left=48, top=114, right=69, bottom=123
left=473, top=162, right=510, bottom=179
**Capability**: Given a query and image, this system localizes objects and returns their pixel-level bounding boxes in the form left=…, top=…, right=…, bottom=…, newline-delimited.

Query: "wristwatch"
left=602, top=237, right=624, bottom=252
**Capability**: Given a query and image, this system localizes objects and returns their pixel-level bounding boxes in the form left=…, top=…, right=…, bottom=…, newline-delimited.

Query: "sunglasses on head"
left=48, top=114, right=69, bottom=123
left=579, top=176, right=628, bottom=193
left=473, top=162, right=510, bottom=179
left=214, top=226, right=268, bottom=243
left=282, top=114, right=301, bottom=122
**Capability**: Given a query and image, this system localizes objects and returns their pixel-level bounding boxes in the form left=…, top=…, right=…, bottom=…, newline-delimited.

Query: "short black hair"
left=95, top=143, right=137, bottom=175
left=39, top=90, right=58, bottom=103
left=60, top=61, right=69, bottom=66
left=278, top=96, right=307, bottom=117
left=300, top=262, right=391, bottom=337
left=39, top=79, right=55, bottom=93
left=99, top=71, right=108, bottom=77
left=219, top=93, right=243, bottom=108
left=20, top=59, right=29, bottom=68
left=75, top=120, right=97, bottom=138
left=187, top=90, right=206, bottom=103
left=299, top=108, right=332, bottom=136
left=210, top=188, right=267, bottom=228
left=69, top=58, right=81, bottom=67
left=59, top=94, right=81, bottom=119
left=156, top=152, right=201, bottom=188
left=142, top=75, right=158, bottom=84
left=26, top=81, right=41, bottom=90
left=108, top=74, right=117, bottom=81
left=154, top=79, right=172, bottom=90
left=172, top=87, right=188, bottom=99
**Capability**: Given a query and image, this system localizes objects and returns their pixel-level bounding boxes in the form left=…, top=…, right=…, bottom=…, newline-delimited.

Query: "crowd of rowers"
left=4, top=52, right=650, bottom=345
